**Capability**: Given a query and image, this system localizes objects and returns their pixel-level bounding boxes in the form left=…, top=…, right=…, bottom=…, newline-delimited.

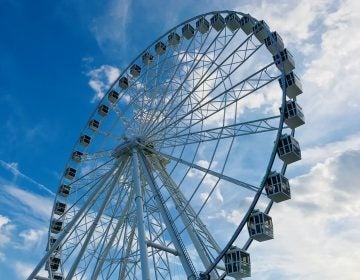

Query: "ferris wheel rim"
left=29, top=9, right=303, bottom=280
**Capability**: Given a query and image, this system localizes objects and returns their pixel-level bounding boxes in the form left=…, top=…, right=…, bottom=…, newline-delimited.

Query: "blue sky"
left=0, top=0, right=360, bottom=279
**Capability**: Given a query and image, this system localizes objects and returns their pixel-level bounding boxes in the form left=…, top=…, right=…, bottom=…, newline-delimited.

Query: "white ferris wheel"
left=29, top=10, right=305, bottom=280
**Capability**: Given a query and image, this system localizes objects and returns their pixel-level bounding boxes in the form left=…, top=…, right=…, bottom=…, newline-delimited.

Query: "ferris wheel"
left=29, top=10, right=304, bottom=280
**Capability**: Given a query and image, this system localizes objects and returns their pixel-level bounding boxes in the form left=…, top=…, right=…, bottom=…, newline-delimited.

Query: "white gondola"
left=46, top=255, right=61, bottom=271
left=49, top=236, right=60, bottom=252
left=119, top=76, right=129, bottom=89
left=71, top=151, right=83, bottom=163
left=283, top=100, right=305, bottom=129
left=80, top=134, right=91, bottom=147
left=182, top=23, right=195, bottom=39
left=277, top=134, right=301, bottom=164
left=264, top=32, right=284, bottom=55
left=253, top=20, right=270, bottom=43
left=89, top=119, right=100, bottom=131
left=54, top=201, right=67, bottom=215
left=224, top=246, right=251, bottom=279
left=53, top=272, right=64, bottom=280
left=265, top=171, right=291, bottom=203
left=240, top=15, right=254, bottom=35
left=130, top=64, right=141, bottom=77
left=155, top=41, right=166, bottom=55
left=108, top=90, right=119, bottom=103
left=279, top=71, right=303, bottom=99
left=210, top=13, right=226, bottom=31
left=64, top=167, right=76, bottom=180
left=58, top=184, right=71, bottom=197
left=225, top=13, right=241, bottom=32
left=247, top=210, right=274, bottom=241
left=142, top=52, right=154, bottom=65
left=168, top=32, right=180, bottom=46
left=51, top=219, right=63, bottom=234
left=98, top=104, right=109, bottom=117
left=196, top=17, right=210, bottom=34
left=273, top=48, right=295, bottom=74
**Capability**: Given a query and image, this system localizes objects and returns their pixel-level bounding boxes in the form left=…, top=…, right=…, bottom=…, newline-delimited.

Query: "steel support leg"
left=132, top=148, right=151, bottom=280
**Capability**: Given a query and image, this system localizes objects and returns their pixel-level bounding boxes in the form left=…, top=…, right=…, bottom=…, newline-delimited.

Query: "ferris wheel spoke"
left=91, top=188, right=135, bottom=279
left=86, top=186, right=133, bottom=274
left=154, top=115, right=280, bottom=147
left=153, top=149, right=259, bottom=193
left=27, top=159, right=126, bottom=280
left=146, top=34, right=262, bottom=138
left=140, top=26, right=225, bottom=135
left=106, top=217, right=137, bottom=280
left=138, top=150, right=198, bottom=279
left=65, top=164, right=125, bottom=280
left=149, top=62, right=278, bottom=141
left=153, top=63, right=279, bottom=142
left=145, top=30, right=261, bottom=136
left=151, top=156, right=222, bottom=279
left=138, top=29, right=204, bottom=135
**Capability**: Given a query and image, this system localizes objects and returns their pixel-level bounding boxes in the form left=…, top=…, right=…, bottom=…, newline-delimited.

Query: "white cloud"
left=17, top=228, right=48, bottom=250
left=250, top=148, right=360, bottom=279
left=0, top=215, right=13, bottom=247
left=0, top=215, right=14, bottom=262
left=299, top=132, right=360, bottom=168
left=87, top=64, right=121, bottom=102
left=15, top=261, right=47, bottom=279
left=4, top=185, right=53, bottom=221
left=90, top=0, right=132, bottom=52
left=242, top=0, right=332, bottom=47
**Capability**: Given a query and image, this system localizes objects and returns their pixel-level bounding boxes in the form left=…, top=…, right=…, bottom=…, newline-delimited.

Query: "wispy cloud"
left=4, top=185, right=53, bottom=221
left=90, top=0, right=132, bottom=53
left=0, top=159, right=55, bottom=196
left=87, top=64, right=121, bottom=102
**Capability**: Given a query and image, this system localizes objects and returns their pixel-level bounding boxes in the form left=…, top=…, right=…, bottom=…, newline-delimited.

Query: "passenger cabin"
left=247, top=210, right=274, bottom=241
left=224, top=247, right=251, bottom=279
left=71, top=151, right=83, bottom=163
left=119, top=77, right=129, bottom=89
left=51, top=219, right=63, bottom=234
left=253, top=20, right=270, bottom=43
left=98, top=104, right=109, bottom=117
left=265, top=32, right=284, bottom=55
left=58, top=184, right=71, bottom=197
left=265, top=171, right=291, bottom=203
left=273, top=48, right=295, bottom=74
left=225, top=13, right=241, bottom=32
left=80, top=134, right=91, bottom=147
left=47, top=255, right=61, bottom=271
left=89, top=119, right=100, bottom=131
left=210, top=13, right=226, bottom=31
left=279, top=72, right=303, bottom=99
left=240, top=15, right=254, bottom=35
left=64, top=167, right=76, bottom=180
left=49, top=236, right=60, bottom=252
left=142, top=52, right=154, bottom=65
left=108, top=90, right=119, bottom=104
left=182, top=23, right=195, bottom=39
left=53, top=273, right=64, bottom=280
left=130, top=64, right=141, bottom=77
left=168, top=32, right=181, bottom=46
left=277, top=134, right=301, bottom=164
left=155, top=41, right=166, bottom=55
left=196, top=17, right=210, bottom=34
left=54, top=201, right=67, bottom=215
left=283, top=100, right=305, bottom=129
